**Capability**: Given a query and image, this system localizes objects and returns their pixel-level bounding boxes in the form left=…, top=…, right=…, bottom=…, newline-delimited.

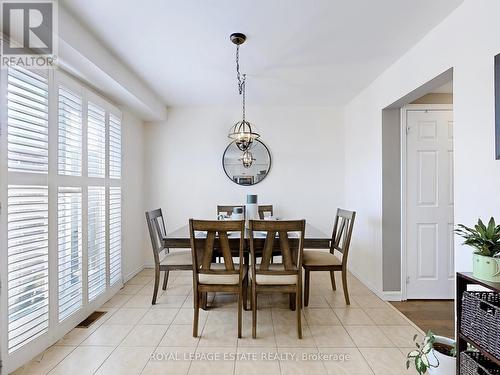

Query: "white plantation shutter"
left=87, top=103, right=106, bottom=178
left=109, top=187, right=122, bottom=285
left=1, top=68, right=123, bottom=371
left=87, top=186, right=106, bottom=301
left=58, top=87, right=83, bottom=176
left=7, top=186, right=49, bottom=353
left=57, top=188, right=82, bottom=321
left=109, top=114, right=121, bottom=179
left=7, top=68, right=49, bottom=173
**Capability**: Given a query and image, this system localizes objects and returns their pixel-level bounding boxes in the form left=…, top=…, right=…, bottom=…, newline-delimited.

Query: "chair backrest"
left=218, top=204, right=273, bottom=219
left=330, top=209, right=356, bottom=266
left=217, top=205, right=243, bottom=217
left=189, top=219, right=245, bottom=283
left=145, top=208, right=168, bottom=266
left=249, top=219, right=305, bottom=275
left=258, top=205, right=273, bottom=219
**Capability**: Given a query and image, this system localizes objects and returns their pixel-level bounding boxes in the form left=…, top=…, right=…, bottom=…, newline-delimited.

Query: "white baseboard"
left=123, top=264, right=146, bottom=283
left=380, top=291, right=403, bottom=301
left=348, top=268, right=403, bottom=301
left=348, top=268, right=380, bottom=294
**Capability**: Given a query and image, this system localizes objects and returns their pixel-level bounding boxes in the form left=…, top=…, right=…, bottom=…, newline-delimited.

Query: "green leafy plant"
left=406, top=331, right=457, bottom=374
left=406, top=331, right=439, bottom=374
left=455, top=217, right=500, bottom=258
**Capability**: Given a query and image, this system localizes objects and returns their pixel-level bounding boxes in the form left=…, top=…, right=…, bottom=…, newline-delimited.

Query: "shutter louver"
left=109, top=187, right=122, bottom=285
left=87, top=103, right=106, bottom=178
left=7, top=186, right=49, bottom=353
left=7, top=68, right=49, bottom=174
left=87, top=186, right=106, bottom=301
left=58, top=87, right=82, bottom=176
left=58, top=188, right=82, bottom=321
left=109, top=114, right=121, bottom=179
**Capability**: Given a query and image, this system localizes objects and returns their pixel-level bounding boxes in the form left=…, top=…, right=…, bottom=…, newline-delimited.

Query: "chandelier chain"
left=236, top=43, right=247, bottom=121
left=242, top=76, right=246, bottom=122
left=236, top=44, right=244, bottom=94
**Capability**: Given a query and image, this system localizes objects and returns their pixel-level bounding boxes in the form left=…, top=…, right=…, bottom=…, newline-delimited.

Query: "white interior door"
left=406, top=107, right=454, bottom=299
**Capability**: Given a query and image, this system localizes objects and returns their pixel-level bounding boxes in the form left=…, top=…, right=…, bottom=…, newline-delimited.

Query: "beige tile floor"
left=12, top=269, right=422, bottom=375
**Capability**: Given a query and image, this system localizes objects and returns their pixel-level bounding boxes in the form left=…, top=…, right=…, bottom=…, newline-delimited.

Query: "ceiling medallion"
left=227, top=33, right=260, bottom=152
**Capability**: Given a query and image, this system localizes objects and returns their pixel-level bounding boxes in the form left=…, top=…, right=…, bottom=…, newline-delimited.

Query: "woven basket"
left=460, top=351, right=500, bottom=375
left=461, top=291, right=500, bottom=359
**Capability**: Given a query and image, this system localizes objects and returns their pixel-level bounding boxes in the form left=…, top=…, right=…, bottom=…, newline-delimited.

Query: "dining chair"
left=302, top=209, right=356, bottom=306
left=217, top=205, right=241, bottom=217
left=249, top=219, right=305, bottom=339
left=217, top=205, right=274, bottom=219
left=145, top=209, right=192, bottom=305
left=258, top=205, right=273, bottom=219
left=189, top=219, right=247, bottom=338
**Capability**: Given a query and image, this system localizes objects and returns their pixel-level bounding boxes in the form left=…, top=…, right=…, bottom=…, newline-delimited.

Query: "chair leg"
left=341, top=269, right=350, bottom=305
left=296, top=285, right=302, bottom=339
left=304, top=269, right=310, bottom=307
left=243, top=273, right=249, bottom=311
left=193, top=291, right=199, bottom=337
left=330, top=270, right=336, bottom=291
left=162, top=270, right=169, bottom=290
left=252, top=283, right=257, bottom=339
left=201, top=292, right=208, bottom=310
left=237, top=288, right=243, bottom=339
left=289, top=293, right=296, bottom=311
left=243, top=255, right=249, bottom=311
left=152, top=266, right=160, bottom=305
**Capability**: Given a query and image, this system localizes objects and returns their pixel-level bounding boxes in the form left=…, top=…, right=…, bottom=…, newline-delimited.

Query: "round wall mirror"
left=222, top=140, right=271, bottom=186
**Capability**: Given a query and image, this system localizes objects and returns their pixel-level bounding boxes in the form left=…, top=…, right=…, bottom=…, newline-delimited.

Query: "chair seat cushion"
left=160, top=250, right=192, bottom=266
left=199, top=263, right=246, bottom=285
left=251, top=264, right=298, bottom=285
left=303, top=250, right=342, bottom=266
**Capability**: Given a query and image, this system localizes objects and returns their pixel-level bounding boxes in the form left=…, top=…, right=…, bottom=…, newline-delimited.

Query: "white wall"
left=143, top=106, right=344, bottom=265
left=344, top=0, right=500, bottom=294
left=121, top=109, right=146, bottom=279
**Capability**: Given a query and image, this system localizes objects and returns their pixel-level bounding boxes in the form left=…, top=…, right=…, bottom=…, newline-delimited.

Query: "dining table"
left=162, top=222, right=331, bottom=251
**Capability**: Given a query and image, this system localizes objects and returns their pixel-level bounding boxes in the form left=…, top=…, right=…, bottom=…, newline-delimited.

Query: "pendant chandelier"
left=228, top=33, right=260, bottom=152
left=239, top=150, right=256, bottom=168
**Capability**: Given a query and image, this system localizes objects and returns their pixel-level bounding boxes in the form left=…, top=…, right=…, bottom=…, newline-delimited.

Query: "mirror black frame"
left=222, top=139, right=272, bottom=186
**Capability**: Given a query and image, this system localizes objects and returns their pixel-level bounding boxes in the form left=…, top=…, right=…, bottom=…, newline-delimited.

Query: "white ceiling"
left=62, top=0, right=462, bottom=107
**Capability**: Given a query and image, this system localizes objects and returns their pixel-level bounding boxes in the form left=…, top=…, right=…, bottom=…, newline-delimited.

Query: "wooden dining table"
left=163, top=222, right=331, bottom=251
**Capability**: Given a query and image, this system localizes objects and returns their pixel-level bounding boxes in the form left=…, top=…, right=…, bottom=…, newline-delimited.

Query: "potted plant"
left=406, top=330, right=456, bottom=374
left=455, top=217, right=500, bottom=282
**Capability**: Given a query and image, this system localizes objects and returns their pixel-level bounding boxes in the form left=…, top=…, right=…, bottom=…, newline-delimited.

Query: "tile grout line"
left=137, top=291, right=187, bottom=375
left=43, top=344, right=78, bottom=375
left=91, top=296, right=151, bottom=374
left=46, top=300, right=127, bottom=374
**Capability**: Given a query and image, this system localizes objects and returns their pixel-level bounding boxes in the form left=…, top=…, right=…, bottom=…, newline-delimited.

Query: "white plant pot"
left=428, top=336, right=455, bottom=375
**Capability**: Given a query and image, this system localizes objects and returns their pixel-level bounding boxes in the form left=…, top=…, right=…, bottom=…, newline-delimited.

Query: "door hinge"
left=406, top=126, right=410, bottom=134
left=406, top=276, right=410, bottom=284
